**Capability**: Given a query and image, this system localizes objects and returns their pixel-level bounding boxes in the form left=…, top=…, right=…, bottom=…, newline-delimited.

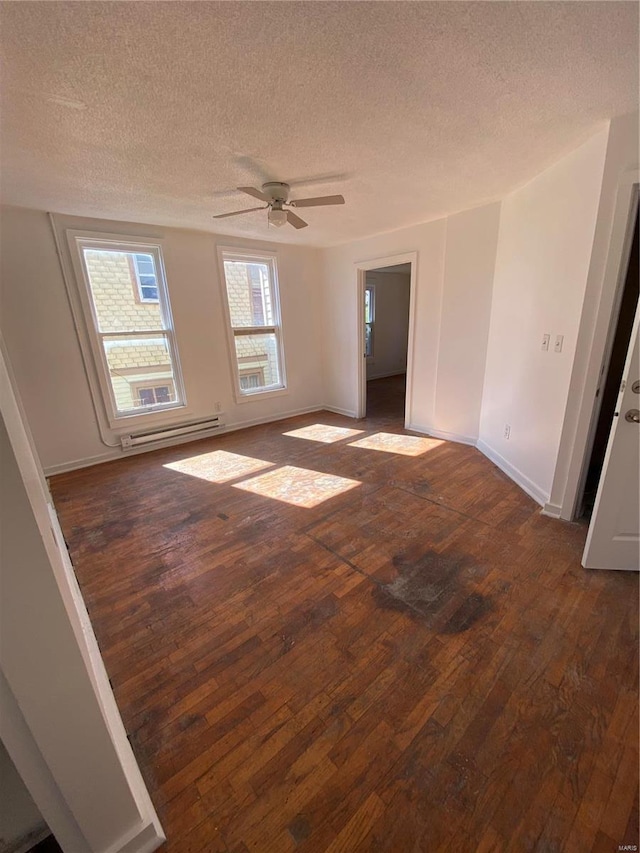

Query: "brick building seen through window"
left=78, top=243, right=182, bottom=417
left=220, top=250, right=285, bottom=398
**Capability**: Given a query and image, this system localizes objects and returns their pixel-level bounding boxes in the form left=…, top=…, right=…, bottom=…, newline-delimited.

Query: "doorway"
left=356, top=253, right=417, bottom=425
left=364, top=263, right=411, bottom=420
left=579, top=197, right=639, bottom=518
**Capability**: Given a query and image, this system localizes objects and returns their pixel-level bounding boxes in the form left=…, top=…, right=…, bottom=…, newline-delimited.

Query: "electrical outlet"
left=214, top=401, right=222, bottom=413
left=541, top=333, right=550, bottom=352
left=554, top=335, right=564, bottom=353
left=504, top=424, right=511, bottom=440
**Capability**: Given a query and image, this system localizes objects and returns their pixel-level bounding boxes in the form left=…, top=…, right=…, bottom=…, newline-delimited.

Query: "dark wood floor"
left=50, top=378, right=639, bottom=853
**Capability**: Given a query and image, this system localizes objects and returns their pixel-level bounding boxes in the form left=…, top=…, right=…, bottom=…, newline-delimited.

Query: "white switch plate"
left=542, top=334, right=550, bottom=351
left=554, top=335, right=564, bottom=353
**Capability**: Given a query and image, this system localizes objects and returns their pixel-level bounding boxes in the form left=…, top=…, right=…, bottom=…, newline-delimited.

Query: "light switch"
left=541, top=334, right=550, bottom=352
left=554, top=335, right=564, bottom=353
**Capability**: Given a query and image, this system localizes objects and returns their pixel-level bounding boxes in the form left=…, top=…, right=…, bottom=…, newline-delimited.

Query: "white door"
left=583, top=303, right=640, bottom=570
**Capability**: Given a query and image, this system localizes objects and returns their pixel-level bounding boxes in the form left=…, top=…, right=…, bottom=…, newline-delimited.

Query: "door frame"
left=355, top=252, right=418, bottom=423
left=548, top=172, right=639, bottom=520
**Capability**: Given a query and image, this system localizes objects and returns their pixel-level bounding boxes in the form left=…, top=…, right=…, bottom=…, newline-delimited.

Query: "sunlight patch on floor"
left=283, top=423, right=365, bottom=444
left=164, top=450, right=274, bottom=483
left=348, top=432, right=444, bottom=457
left=233, top=465, right=361, bottom=507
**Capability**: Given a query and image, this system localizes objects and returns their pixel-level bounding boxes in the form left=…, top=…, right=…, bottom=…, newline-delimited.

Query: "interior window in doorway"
left=365, top=284, right=375, bottom=358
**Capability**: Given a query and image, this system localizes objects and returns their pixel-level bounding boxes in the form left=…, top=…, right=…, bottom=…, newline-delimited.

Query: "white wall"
left=322, top=203, right=500, bottom=442
left=478, top=126, right=610, bottom=504
left=436, top=203, right=500, bottom=440
left=0, top=208, right=324, bottom=473
left=365, top=270, right=410, bottom=380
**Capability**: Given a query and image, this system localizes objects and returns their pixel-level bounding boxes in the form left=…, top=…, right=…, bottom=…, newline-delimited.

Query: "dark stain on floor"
left=440, top=591, right=492, bottom=634
left=288, top=814, right=311, bottom=844
left=77, top=519, right=135, bottom=551
left=372, top=549, right=492, bottom=633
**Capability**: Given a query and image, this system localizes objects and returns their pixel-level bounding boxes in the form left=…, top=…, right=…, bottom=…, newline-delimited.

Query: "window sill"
left=107, top=402, right=188, bottom=429
left=234, top=386, right=289, bottom=405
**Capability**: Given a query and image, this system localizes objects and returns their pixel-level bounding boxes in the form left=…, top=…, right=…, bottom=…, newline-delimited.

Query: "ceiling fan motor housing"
left=262, top=182, right=290, bottom=203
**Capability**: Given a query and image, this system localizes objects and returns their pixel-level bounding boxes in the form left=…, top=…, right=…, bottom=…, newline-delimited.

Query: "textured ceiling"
left=1, top=2, right=638, bottom=247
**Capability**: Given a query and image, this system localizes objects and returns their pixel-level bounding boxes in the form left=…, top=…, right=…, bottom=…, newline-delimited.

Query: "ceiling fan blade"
left=238, top=186, right=271, bottom=202
left=286, top=210, right=308, bottom=229
left=289, top=194, right=345, bottom=208
left=213, top=206, right=267, bottom=219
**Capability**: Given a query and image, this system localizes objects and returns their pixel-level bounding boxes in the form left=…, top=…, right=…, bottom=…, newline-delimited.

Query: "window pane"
left=224, top=260, right=274, bottom=328
left=134, top=254, right=155, bottom=275
left=240, top=373, right=262, bottom=390
left=365, top=323, right=373, bottom=357
left=102, top=334, right=178, bottom=413
left=365, top=287, right=374, bottom=323
left=234, top=333, right=281, bottom=391
left=140, top=284, right=159, bottom=300
left=138, top=388, right=155, bottom=406
left=83, top=249, right=163, bottom=331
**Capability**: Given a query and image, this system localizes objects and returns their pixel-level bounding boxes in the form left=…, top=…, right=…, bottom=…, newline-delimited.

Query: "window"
left=134, top=383, right=173, bottom=407
left=69, top=235, right=185, bottom=421
left=219, top=249, right=286, bottom=399
left=239, top=371, right=264, bottom=391
left=132, top=253, right=159, bottom=302
left=365, top=284, right=375, bottom=358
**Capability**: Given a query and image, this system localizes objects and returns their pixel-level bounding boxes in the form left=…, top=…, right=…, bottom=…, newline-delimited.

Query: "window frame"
left=217, top=246, right=288, bottom=403
left=131, top=253, right=160, bottom=303
left=66, top=231, right=187, bottom=425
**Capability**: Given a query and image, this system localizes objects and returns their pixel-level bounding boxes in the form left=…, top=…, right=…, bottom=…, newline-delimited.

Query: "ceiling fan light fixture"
left=268, top=207, right=287, bottom=228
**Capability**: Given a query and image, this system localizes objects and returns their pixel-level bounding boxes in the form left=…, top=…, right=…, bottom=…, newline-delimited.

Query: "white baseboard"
left=224, top=405, right=324, bottom=434
left=541, top=502, right=563, bottom=519
left=45, top=450, right=117, bottom=476
left=405, top=422, right=477, bottom=447
left=322, top=405, right=359, bottom=418
left=44, top=406, right=326, bottom=477
left=476, top=439, right=549, bottom=506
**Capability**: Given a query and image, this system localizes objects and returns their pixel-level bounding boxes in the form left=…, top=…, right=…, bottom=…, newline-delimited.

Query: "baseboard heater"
left=120, top=415, right=225, bottom=449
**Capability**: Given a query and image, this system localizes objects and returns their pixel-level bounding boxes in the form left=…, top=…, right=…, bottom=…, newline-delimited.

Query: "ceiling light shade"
left=268, top=208, right=287, bottom=227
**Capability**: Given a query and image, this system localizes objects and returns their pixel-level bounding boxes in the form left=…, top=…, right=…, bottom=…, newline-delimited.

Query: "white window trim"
left=216, top=246, right=288, bottom=404
left=65, top=230, right=187, bottom=427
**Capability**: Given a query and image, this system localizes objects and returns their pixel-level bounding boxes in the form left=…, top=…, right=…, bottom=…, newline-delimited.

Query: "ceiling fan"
left=213, top=182, right=345, bottom=230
